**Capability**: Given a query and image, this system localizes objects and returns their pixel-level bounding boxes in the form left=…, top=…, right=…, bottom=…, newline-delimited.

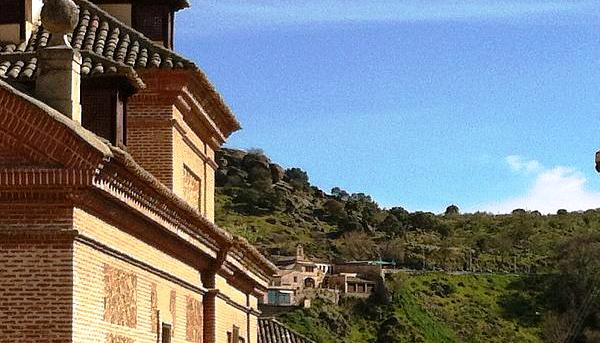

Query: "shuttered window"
left=0, top=0, right=24, bottom=24
left=81, top=88, right=126, bottom=146
left=161, top=323, right=172, bottom=343
left=133, top=4, right=170, bottom=44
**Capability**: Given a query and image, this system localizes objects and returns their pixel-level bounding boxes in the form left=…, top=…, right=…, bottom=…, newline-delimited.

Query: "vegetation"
left=215, top=147, right=600, bottom=341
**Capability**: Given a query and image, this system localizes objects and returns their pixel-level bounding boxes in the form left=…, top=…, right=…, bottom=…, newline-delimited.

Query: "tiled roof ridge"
left=81, top=50, right=146, bottom=89
left=73, top=0, right=195, bottom=68
left=258, top=318, right=317, bottom=343
left=73, top=0, right=241, bottom=131
left=0, top=0, right=241, bottom=133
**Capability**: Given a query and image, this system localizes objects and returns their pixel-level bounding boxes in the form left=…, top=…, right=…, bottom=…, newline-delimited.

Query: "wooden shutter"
left=232, top=326, right=240, bottom=343
left=82, top=88, right=115, bottom=144
left=133, top=4, right=168, bottom=42
left=0, top=0, right=24, bottom=24
left=161, top=323, right=172, bottom=343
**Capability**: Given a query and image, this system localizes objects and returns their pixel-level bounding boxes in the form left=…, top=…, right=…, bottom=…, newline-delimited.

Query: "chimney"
left=35, top=0, right=82, bottom=122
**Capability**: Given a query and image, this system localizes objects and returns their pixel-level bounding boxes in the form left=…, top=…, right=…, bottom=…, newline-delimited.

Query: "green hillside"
left=215, top=147, right=600, bottom=342
left=277, top=273, right=545, bottom=343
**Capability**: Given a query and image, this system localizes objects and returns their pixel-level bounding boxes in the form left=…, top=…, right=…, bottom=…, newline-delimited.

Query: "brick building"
left=0, top=1, right=279, bottom=342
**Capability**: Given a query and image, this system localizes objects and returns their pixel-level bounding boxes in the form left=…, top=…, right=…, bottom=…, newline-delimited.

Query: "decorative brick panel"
left=103, top=264, right=137, bottom=328
left=105, top=333, right=134, bottom=343
left=186, top=296, right=203, bottom=343
left=183, top=166, right=201, bottom=211
left=151, top=283, right=158, bottom=333
left=170, top=290, right=177, bottom=336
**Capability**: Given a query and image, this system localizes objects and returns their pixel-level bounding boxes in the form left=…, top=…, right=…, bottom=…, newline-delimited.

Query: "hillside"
left=215, top=147, right=600, bottom=342
left=278, top=272, right=545, bottom=343
left=216, top=147, right=600, bottom=272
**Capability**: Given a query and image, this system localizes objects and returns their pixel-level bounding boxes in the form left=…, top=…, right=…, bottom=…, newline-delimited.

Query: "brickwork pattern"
left=215, top=298, right=248, bottom=343
left=170, top=290, right=177, bottom=336
left=103, top=264, right=138, bottom=328
left=127, top=96, right=175, bottom=189
left=186, top=296, right=203, bottom=343
left=183, top=165, right=201, bottom=211
left=151, top=283, right=158, bottom=333
left=72, top=209, right=205, bottom=343
left=0, top=84, right=106, bottom=170
left=106, top=334, right=134, bottom=343
left=0, top=243, right=73, bottom=343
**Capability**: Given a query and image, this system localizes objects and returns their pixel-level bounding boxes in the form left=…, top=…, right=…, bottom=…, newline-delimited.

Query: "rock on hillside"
left=216, top=148, right=326, bottom=215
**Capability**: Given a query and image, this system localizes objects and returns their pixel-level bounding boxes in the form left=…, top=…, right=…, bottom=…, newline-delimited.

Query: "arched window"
left=304, top=277, right=315, bottom=288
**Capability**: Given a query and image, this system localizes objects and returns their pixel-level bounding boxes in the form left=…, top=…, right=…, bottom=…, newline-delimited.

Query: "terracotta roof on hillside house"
left=0, top=0, right=240, bottom=133
left=258, top=318, right=316, bottom=343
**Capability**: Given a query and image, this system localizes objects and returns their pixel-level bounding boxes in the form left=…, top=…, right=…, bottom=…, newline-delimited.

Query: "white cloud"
left=478, top=157, right=600, bottom=214
left=506, top=155, right=542, bottom=173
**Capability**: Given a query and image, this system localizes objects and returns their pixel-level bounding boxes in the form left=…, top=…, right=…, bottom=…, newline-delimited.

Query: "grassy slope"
left=276, top=273, right=542, bottom=343
left=216, top=194, right=338, bottom=257
left=405, top=273, right=541, bottom=343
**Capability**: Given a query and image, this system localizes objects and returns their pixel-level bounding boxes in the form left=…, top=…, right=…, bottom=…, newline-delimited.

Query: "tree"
left=379, top=214, right=402, bottom=237
left=543, top=233, right=600, bottom=341
left=285, top=168, right=310, bottom=192
left=445, top=204, right=460, bottom=216
left=388, top=207, right=409, bottom=222
left=331, top=187, right=350, bottom=201
left=336, top=231, right=377, bottom=260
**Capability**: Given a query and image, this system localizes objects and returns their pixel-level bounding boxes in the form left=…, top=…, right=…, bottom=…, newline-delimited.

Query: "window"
left=305, top=266, right=314, bottom=273
left=81, top=87, right=127, bottom=146
left=0, top=0, right=24, bottom=24
left=133, top=4, right=172, bottom=47
left=227, top=326, right=242, bottom=343
left=161, top=323, right=172, bottom=343
left=293, top=276, right=298, bottom=283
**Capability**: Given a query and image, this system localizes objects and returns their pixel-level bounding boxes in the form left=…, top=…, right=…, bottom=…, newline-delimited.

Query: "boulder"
left=270, top=163, right=285, bottom=183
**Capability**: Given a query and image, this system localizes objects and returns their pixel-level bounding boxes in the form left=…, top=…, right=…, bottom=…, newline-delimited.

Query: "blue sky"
left=176, top=1, right=600, bottom=214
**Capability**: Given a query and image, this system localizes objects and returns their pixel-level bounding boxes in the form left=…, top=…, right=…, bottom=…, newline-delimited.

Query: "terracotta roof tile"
left=0, top=0, right=240, bottom=132
left=258, top=318, right=316, bottom=343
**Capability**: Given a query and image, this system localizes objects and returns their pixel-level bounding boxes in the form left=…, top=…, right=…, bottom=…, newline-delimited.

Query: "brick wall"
left=214, top=298, right=248, bottom=343
left=0, top=204, right=74, bottom=343
left=0, top=243, right=73, bottom=343
left=172, top=107, right=216, bottom=222
left=213, top=275, right=255, bottom=343
left=72, top=208, right=205, bottom=343
left=127, top=92, right=218, bottom=223
left=127, top=96, right=175, bottom=189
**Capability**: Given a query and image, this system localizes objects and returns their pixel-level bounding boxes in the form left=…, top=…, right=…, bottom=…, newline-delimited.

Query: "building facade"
left=0, top=1, right=278, bottom=343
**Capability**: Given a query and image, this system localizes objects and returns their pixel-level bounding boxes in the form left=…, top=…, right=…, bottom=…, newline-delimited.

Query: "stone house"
left=0, top=1, right=280, bottom=343
left=272, top=246, right=327, bottom=289
left=265, top=246, right=341, bottom=306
